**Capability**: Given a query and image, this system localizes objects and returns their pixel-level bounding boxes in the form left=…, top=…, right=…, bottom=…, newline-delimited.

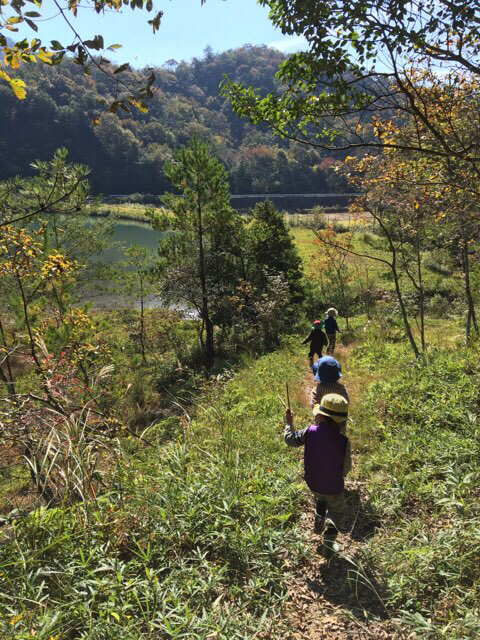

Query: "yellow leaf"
left=36, top=51, right=53, bottom=64
left=0, top=70, right=11, bottom=82
left=10, top=78, right=27, bottom=100
left=9, top=613, right=23, bottom=625
left=6, top=52, right=21, bottom=69
left=129, top=99, right=148, bottom=113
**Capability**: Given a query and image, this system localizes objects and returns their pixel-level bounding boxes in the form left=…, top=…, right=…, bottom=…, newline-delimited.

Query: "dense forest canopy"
left=0, top=45, right=349, bottom=195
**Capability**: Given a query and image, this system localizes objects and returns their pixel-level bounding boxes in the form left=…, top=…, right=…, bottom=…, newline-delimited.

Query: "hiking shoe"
left=314, top=515, right=325, bottom=534
left=322, top=534, right=340, bottom=559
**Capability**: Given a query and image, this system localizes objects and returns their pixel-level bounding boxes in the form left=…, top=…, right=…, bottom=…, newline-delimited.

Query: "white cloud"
left=268, top=35, right=308, bottom=53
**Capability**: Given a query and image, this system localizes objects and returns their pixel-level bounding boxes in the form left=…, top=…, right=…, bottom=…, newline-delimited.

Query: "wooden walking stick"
left=286, top=382, right=291, bottom=412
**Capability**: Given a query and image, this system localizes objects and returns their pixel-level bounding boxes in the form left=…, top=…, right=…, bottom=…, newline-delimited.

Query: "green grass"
left=349, top=329, right=480, bottom=638
left=0, top=339, right=310, bottom=640
left=86, top=203, right=164, bottom=222
left=2, top=231, right=479, bottom=640
left=290, top=227, right=318, bottom=270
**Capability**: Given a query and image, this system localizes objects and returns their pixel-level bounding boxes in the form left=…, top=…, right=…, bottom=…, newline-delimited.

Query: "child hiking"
left=302, top=319, right=328, bottom=367
left=284, top=393, right=351, bottom=558
left=324, top=308, right=341, bottom=355
left=311, top=356, right=349, bottom=433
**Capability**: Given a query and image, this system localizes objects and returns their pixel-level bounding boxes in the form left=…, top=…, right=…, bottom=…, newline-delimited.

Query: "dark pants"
left=326, top=333, right=336, bottom=355
left=314, top=491, right=345, bottom=535
left=308, top=347, right=323, bottom=361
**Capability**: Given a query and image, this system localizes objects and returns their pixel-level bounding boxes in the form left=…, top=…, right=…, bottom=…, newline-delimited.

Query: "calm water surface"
left=98, top=219, right=164, bottom=263
left=86, top=219, right=165, bottom=308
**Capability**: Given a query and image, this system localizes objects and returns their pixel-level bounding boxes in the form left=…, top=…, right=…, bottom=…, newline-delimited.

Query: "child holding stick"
left=284, top=393, right=352, bottom=558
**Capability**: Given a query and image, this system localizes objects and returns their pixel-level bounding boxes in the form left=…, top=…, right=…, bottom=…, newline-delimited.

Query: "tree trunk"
left=391, top=254, right=420, bottom=358
left=416, top=237, right=425, bottom=351
left=197, top=200, right=214, bottom=369
left=204, top=317, right=215, bottom=369
left=139, top=276, right=147, bottom=364
left=0, top=316, right=16, bottom=397
left=459, top=219, right=478, bottom=338
left=195, top=316, right=204, bottom=352
left=52, top=283, right=66, bottom=321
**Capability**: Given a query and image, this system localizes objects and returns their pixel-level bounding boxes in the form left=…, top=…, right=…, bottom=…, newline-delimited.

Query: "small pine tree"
left=246, top=200, right=304, bottom=333
left=158, top=139, right=240, bottom=369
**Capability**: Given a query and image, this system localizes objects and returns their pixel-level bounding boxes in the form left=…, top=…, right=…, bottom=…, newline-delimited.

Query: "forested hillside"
left=0, top=46, right=348, bottom=195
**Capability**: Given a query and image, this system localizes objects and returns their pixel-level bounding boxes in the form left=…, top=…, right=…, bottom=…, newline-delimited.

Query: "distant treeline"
left=1, top=45, right=353, bottom=195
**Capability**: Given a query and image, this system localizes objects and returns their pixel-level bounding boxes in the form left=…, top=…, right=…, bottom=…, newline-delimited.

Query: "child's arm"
left=284, top=409, right=308, bottom=447
left=343, top=439, right=352, bottom=476
left=301, top=331, right=313, bottom=345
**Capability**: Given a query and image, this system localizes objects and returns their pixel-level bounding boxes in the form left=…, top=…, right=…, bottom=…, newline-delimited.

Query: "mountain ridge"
left=0, top=45, right=349, bottom=195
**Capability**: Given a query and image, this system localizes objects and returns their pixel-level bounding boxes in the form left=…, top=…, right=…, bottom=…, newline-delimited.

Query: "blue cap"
left=313, top=356, right=342, bottom=383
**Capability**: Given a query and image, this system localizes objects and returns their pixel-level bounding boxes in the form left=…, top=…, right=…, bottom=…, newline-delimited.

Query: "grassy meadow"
left=1, top=205, right=479, bottom=639
left=0, top=341, right=311, bottom=639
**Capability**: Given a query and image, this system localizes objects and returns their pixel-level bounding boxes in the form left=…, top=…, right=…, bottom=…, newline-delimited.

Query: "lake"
left=84, top=218, right=165, bottom=309
left=96, top=218, right=164, bottom=263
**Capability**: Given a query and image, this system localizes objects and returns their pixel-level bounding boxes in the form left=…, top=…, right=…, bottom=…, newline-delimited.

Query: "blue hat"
left=313, top=356, right=342, bottom=383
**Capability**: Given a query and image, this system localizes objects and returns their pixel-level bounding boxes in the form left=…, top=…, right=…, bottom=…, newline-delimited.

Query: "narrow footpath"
left=284, top=345, right=405, bottom=640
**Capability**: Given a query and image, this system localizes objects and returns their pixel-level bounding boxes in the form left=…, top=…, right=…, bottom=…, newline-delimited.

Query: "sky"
left=13, top=0, right=308, bottom=68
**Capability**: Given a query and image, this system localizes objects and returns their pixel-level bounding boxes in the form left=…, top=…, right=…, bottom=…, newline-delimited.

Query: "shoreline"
left=87, top=210, right=151, bottom=224
left=87, top=209, right=353, bottom=226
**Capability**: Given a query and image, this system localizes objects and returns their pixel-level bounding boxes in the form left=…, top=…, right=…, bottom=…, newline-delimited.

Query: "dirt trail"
left=283, top=345, right=402, bottom=640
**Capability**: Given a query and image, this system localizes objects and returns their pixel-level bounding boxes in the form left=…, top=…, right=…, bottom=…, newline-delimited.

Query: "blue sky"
left=14, top=0, right=307, bottom=68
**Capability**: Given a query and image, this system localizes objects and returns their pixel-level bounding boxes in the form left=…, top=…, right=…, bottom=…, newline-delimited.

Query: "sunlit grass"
left=0, top=339, right=310, bottom=639
left=348, top=326, right=480, bottom=639
left=86, top=202, right=164, bottom=222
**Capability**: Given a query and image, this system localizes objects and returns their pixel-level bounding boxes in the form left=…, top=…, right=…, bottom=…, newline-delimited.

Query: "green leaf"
left=25, top=18, right=38, bottom=32
left=114, top=62, right=129, bottom=74
left=266, top=513, right=293, bottom=522
left=83, top=35, right=104, bottom=51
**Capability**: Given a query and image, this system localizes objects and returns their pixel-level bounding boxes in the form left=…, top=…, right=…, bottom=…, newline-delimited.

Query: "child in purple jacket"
left=284, top=393, right=351, bottom=558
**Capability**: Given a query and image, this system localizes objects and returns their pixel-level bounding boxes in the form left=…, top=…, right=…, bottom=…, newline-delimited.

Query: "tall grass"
left=0, top=340, right=308, bottom=639
left=349, top=334, right=480, bottom=638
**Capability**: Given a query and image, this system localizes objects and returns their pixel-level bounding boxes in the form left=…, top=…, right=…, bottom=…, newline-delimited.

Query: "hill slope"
left=0, top=46, right=348, bottom=195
